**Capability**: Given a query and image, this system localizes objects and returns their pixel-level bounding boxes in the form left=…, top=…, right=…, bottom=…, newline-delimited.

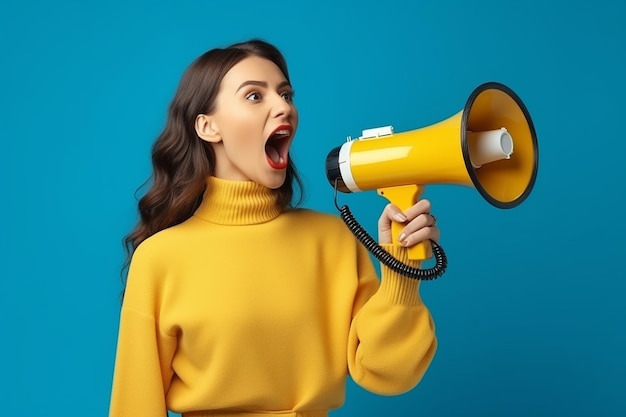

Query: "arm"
left=109, top=245, right=177, bottom=417
left=347, top=244, right=437, bottom=395
left=347, top=199, right=439, bottom=395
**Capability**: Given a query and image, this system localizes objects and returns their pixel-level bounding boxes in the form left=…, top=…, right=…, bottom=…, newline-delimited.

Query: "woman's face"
left=200, top=55, right=298, bottom=189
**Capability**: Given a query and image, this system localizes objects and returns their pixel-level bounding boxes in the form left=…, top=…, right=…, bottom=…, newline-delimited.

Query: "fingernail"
left=398, top=233, right=406, bottom=243
left=394, top=213, right=407, bottom=222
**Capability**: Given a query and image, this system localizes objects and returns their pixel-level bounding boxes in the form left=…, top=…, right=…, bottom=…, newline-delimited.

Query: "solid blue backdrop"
left=1, top=0, right=624, bottom=416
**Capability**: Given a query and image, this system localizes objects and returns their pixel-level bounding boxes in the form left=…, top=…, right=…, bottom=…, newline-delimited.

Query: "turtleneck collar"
left=193, top=176, right=282, bottom=225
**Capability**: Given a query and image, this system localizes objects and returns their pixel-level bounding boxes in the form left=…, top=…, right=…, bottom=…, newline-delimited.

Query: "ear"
left=195, top=114, right=221, bottom=143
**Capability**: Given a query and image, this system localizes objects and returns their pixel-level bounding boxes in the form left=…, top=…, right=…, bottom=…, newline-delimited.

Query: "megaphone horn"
left=325, top=82, right=539, bottom=279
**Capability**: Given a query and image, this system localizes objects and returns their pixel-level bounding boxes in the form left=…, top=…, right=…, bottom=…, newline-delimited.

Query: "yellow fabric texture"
left=109, top=176, right=437, bottom=417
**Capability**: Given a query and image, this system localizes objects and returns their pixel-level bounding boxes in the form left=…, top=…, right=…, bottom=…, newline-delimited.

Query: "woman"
left=110, top=39, right=440, bottom=417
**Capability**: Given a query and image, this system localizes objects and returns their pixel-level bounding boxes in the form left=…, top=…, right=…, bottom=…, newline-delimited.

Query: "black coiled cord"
left=333, top=183, right=448, bottom=280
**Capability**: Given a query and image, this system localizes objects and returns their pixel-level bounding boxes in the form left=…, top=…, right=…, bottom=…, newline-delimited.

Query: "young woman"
left=110, top=39, right=440, bottom=417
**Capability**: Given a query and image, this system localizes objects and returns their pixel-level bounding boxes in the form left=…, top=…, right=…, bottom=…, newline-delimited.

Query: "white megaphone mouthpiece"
left=467, top=127, right=514, bottom=168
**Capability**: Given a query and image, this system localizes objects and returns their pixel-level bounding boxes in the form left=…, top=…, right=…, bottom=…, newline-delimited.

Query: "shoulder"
left=283, top=208, right=348, bottom=228
left=133, top=228, right=176, bottom=258
left=124, top=223, right=195, bottom=304
left=281, top=208, right=362, bottom=242
left=283, top=208, right=376, bottom=274
left=129, top=221, right=195, bottom=268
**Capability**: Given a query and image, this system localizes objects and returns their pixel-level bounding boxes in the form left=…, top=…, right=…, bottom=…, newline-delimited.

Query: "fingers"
left=399, top=216, right=440, bottom=247
left=377, top=199, right=440, bottom=246
left=402, top=198, right=431, bottom=221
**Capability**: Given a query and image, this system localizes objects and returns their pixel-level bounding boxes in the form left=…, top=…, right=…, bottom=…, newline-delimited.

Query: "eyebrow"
left=236, top=80, right=291, bottom=92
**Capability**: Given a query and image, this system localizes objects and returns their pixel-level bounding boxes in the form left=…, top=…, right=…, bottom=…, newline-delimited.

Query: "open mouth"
left=265, top=125, right=292, bottom=170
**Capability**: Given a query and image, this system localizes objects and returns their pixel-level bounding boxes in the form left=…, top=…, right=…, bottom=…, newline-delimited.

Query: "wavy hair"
left=121, top=39, right=303, bottom=289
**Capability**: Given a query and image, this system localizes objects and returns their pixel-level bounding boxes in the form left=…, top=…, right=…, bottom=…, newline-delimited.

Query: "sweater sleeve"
left=347, top=243, right=437, bottom=395
left=109, top=244, right=177, bottom=417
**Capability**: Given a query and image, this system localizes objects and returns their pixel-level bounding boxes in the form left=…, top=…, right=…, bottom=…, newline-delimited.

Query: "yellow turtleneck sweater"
left=109, top=177, right=437, bottom=417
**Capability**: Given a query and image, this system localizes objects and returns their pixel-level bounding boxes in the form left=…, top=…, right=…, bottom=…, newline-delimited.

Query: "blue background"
left=1, top=0, right=624, bottom=416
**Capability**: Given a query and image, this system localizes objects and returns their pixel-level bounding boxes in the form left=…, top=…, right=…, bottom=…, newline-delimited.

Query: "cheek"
left=232, top=123, right=259, bottom=151
left=222, top=114, right=258, bottom=146
left=292, top=107, right=300, bottom=130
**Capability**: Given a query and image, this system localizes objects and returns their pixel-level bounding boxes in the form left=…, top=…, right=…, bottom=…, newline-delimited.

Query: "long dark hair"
left=121, top=39, right=303, bottom=287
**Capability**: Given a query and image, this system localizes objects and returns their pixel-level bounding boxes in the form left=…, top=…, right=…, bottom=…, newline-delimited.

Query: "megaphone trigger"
left=376, top=184, right=433, bottom=261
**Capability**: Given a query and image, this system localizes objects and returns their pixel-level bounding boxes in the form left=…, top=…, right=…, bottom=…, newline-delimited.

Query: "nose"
left=270, top=93, right=294, bottom=119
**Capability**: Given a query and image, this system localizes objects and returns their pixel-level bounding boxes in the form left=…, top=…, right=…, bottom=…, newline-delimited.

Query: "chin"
left=262, top=172, right=287, bottom=190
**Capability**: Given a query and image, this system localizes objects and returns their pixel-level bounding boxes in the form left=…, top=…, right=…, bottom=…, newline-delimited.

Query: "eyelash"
left=246, top=90, right=295, bottom=102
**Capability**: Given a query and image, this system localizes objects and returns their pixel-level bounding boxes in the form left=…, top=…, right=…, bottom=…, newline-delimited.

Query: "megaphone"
left=325, top=82, right=539, bottom=280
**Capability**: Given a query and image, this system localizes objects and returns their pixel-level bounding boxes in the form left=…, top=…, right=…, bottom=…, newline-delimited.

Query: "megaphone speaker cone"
left=462, top=82, right=539, bottom=209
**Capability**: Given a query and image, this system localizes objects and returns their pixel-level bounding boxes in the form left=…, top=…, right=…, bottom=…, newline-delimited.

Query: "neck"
left=194, top=176, right=282, bottom=225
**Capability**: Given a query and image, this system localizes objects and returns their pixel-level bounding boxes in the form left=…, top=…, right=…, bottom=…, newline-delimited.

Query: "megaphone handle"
left=377, top=184, right=433, bottom=261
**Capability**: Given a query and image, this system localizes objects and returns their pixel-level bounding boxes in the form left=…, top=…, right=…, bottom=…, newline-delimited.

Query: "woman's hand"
left=378, top=199, right=440, bottom=247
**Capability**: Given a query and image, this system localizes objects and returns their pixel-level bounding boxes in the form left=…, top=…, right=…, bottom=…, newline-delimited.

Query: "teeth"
left=273, top=129, right=289, bottom=136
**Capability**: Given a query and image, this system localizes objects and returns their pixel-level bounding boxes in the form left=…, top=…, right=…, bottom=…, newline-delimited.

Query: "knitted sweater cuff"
left=378, top=244, right=423, bottom=306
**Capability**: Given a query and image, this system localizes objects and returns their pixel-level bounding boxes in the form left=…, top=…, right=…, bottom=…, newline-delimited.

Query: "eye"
left=281, top=90, right=295, bottom=102
left=246, top=92, right=262, bottom=101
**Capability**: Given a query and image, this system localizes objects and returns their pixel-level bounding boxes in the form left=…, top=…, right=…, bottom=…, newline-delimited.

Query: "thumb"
left=378, top=203, right=407, bottom=244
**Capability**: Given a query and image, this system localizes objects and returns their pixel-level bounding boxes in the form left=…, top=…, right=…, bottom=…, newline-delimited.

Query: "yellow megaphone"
left=325, top=82, right=539, bottom=280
